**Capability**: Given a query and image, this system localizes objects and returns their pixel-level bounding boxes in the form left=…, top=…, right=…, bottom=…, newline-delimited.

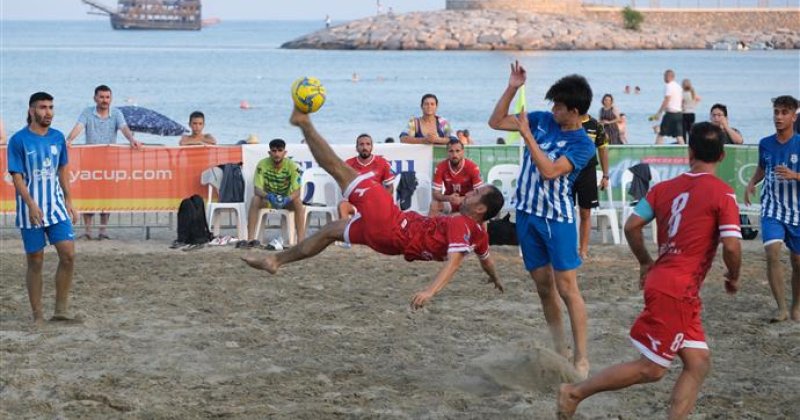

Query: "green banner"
left=434, top=144, right=760, bottom=203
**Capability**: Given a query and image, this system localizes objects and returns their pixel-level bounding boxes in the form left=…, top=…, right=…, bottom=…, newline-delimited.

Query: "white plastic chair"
left=487, top=164, right=520, bottom=215
left=411, top=172, right=432, bottom=215
left=300, top=167, right=340, bottom=234
left=254, top=207, right=297, bottom=246
left=201, top=167, right=247, bottom=239
left=591, top=170, right=621, bottom=245
left=620, top=168, right=658, bottom=244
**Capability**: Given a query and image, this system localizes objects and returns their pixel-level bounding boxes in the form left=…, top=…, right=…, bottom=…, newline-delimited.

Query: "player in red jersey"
left=243, top=106, right=505, bottom=309
left=339, top=133, right=395, bottom=219
left=558, top=122, right=742, bottom=419
left=430, top=139, right=483, bottom=216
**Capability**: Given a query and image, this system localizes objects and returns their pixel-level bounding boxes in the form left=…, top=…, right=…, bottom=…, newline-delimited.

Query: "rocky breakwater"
left=281, top=9, right=800, bottom=50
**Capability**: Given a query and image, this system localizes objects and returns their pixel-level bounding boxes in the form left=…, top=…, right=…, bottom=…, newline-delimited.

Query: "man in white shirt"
left=653, top=69, right=685, bottom=145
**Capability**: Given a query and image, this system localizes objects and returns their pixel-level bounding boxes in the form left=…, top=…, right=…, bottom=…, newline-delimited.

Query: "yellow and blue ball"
left=291, top=77, right=326, bottom=114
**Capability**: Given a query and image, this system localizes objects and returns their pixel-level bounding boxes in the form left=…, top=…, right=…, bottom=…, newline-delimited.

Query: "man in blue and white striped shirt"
left=745, top=95, right=800, bottom=323
left=489, top=62, right=595, bottom=378
left=7, top=92, right=78, bottom=324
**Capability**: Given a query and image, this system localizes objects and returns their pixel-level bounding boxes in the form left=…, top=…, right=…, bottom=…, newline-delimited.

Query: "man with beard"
left=429, top=139, right=483, bottom=217
left=7, top=92, right=78, bottom=324
left=339, top=133, right=395, bottom=219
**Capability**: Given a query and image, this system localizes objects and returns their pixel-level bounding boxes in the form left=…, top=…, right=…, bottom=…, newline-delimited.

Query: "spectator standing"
left=8, top=92, right=78, bottom=324
left=179, top=111, right=216, bottom=146
left=430, top=139, right=483, bottom=217
left=681, top=79, right=702, bottom=136
left=325, top=14, right=331, bottom=28
left=653, top=70, right=685, bottom=145
left=617, top=113, right=629, bottom=144
left=399, top=94, right=453, bottom=145
left=709, top=104, right=744, bottom=144
left=744, top=95, right=800, bottom=323
left=339, top=133, right=395, bottom=219
left=66, top=85, right=141, bottom=240
left=489, top=62, right=596, bottom=379
left=241, top=139, right=305, bottom=248
left=598, top=94, right=622, bottom=145
left=574, top=114, right=610, bottom=259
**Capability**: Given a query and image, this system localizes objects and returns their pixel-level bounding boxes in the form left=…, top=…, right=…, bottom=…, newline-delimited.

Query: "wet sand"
left=1, top=236, right=798, bottom=419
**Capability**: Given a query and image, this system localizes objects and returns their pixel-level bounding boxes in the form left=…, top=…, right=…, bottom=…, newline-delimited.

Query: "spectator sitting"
left=399, top=93, right=453, bottom=145
left=240, top=138, right=305, bottom=248
left=384, top=137, right=395, bottom=143
left=709, top=104, right=744, bottom=144
left=430, top=139, right=483, bottom=216
left=496, top=137, right=506, bottom=145
left=179, top=111, right=216, bottom=146
left=338, top=133, right=395, bottom=219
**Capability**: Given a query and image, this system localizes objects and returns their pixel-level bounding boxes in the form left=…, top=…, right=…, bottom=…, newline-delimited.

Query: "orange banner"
left=1, top=145, right=242, bottom=212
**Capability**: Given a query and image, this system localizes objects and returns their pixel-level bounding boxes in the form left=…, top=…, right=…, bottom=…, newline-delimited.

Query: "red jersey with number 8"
left=642, top=173, right=741, bottom=299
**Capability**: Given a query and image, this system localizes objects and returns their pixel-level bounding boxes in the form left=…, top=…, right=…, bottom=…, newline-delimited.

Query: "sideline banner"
left=434, top=144, right=760, bottom=203
left=1, top=145, right=242, bottom=212
left=242, top=143, right=432, bottom=208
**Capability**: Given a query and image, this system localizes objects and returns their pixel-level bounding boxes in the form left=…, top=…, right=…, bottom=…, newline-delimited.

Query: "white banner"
left=242, top=143, right=433, bottom=207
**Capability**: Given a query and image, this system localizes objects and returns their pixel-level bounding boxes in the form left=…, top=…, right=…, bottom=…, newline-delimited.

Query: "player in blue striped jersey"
left=7, top=92, right=78, bottom=324
left=489, top=62, right=595, bottom=378
left=745, top=95, right=800, bottom=323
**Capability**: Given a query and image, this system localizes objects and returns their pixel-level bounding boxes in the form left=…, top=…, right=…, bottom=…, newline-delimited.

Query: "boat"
left=81, top=0, right=202, bottom=31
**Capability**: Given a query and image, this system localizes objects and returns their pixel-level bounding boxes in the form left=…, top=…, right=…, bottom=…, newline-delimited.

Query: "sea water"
left=2, top=20, right=798, bottom=145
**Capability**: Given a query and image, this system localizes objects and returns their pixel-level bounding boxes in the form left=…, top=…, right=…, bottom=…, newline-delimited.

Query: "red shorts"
left=629, top=288, right=707, bottom=368
left=343, top=174, right=406, bottom=256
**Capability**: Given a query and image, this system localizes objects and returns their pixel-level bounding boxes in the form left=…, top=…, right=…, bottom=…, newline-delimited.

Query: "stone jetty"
left=281, top=9, right=799, bottom=51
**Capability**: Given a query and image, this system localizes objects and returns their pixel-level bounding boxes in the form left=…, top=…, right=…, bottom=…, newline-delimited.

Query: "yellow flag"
left=505, top=84, right=526, bottom=145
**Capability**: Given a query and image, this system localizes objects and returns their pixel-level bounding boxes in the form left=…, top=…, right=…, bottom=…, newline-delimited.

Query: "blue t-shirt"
left=758, top=133, right=800, bottom=225
left=77, top=106, right=127, bottom=144
left=7, top=127, right=70, bottom=229
left=515, top=111, right=595, bottom=223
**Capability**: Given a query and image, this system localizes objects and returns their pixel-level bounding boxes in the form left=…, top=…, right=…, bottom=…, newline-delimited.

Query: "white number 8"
left=670, top=333, right=685, bottom=352
left=667, top=193, right=690, bottom=238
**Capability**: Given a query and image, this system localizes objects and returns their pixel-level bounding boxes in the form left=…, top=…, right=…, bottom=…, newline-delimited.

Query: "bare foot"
left=791, top=305, right=799, bottom=321
left=33, top=313, right=45, bottom=326
left=574, top=358, right=590, bottom=380
left=769, top=310, right=789, bottom=323
left=50, top=312, right=82, bottom=323
left=557, top=383, right=579, bottom=419
left=241, top=254, right=279, bottom=274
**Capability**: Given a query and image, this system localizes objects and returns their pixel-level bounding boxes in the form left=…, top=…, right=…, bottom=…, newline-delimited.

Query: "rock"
left=280, top=9, right=800, bottom=51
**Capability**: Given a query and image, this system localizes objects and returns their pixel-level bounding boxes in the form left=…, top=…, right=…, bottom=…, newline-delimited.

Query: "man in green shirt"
left=242, top=139, right=305, bottom=248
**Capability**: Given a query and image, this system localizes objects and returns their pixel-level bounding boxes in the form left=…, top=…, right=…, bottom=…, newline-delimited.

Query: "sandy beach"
left=1, top=233, right=798, bottom=419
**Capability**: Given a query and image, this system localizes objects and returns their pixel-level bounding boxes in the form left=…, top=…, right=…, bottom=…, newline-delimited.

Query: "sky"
left=0, top=0, right=443, bottom=21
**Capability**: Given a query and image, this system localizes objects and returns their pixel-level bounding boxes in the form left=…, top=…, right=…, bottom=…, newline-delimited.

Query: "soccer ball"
left=291, top=77, right=326, bottom=114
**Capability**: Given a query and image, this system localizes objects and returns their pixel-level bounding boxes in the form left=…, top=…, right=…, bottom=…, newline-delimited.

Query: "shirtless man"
left=179, top=111, right=217, bottom=146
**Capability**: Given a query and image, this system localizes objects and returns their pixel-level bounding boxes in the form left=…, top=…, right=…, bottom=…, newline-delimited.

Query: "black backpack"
left=740, top=214, right=759, bottom=240
left=177, top=194, right=212, bottom=245
left=487, top=213, right=519, bottom=245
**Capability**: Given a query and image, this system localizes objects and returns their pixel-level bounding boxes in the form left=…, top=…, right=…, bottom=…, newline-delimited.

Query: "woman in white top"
left=681, top=79, right=702, bottom=136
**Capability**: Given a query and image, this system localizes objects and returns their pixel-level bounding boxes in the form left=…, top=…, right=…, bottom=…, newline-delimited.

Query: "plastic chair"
left=201, top=167, right=247, bottom=239
left=410, top=172, right=432, bottom=215
left=300, top=167, right=340, bottom=235
left=487, top=164, right=520, bottom=215
left=591, top=170, right=620, bottom=244
left=620, top=168, right=658, bottom=244
left=254, top=207, right=297, bottom=246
